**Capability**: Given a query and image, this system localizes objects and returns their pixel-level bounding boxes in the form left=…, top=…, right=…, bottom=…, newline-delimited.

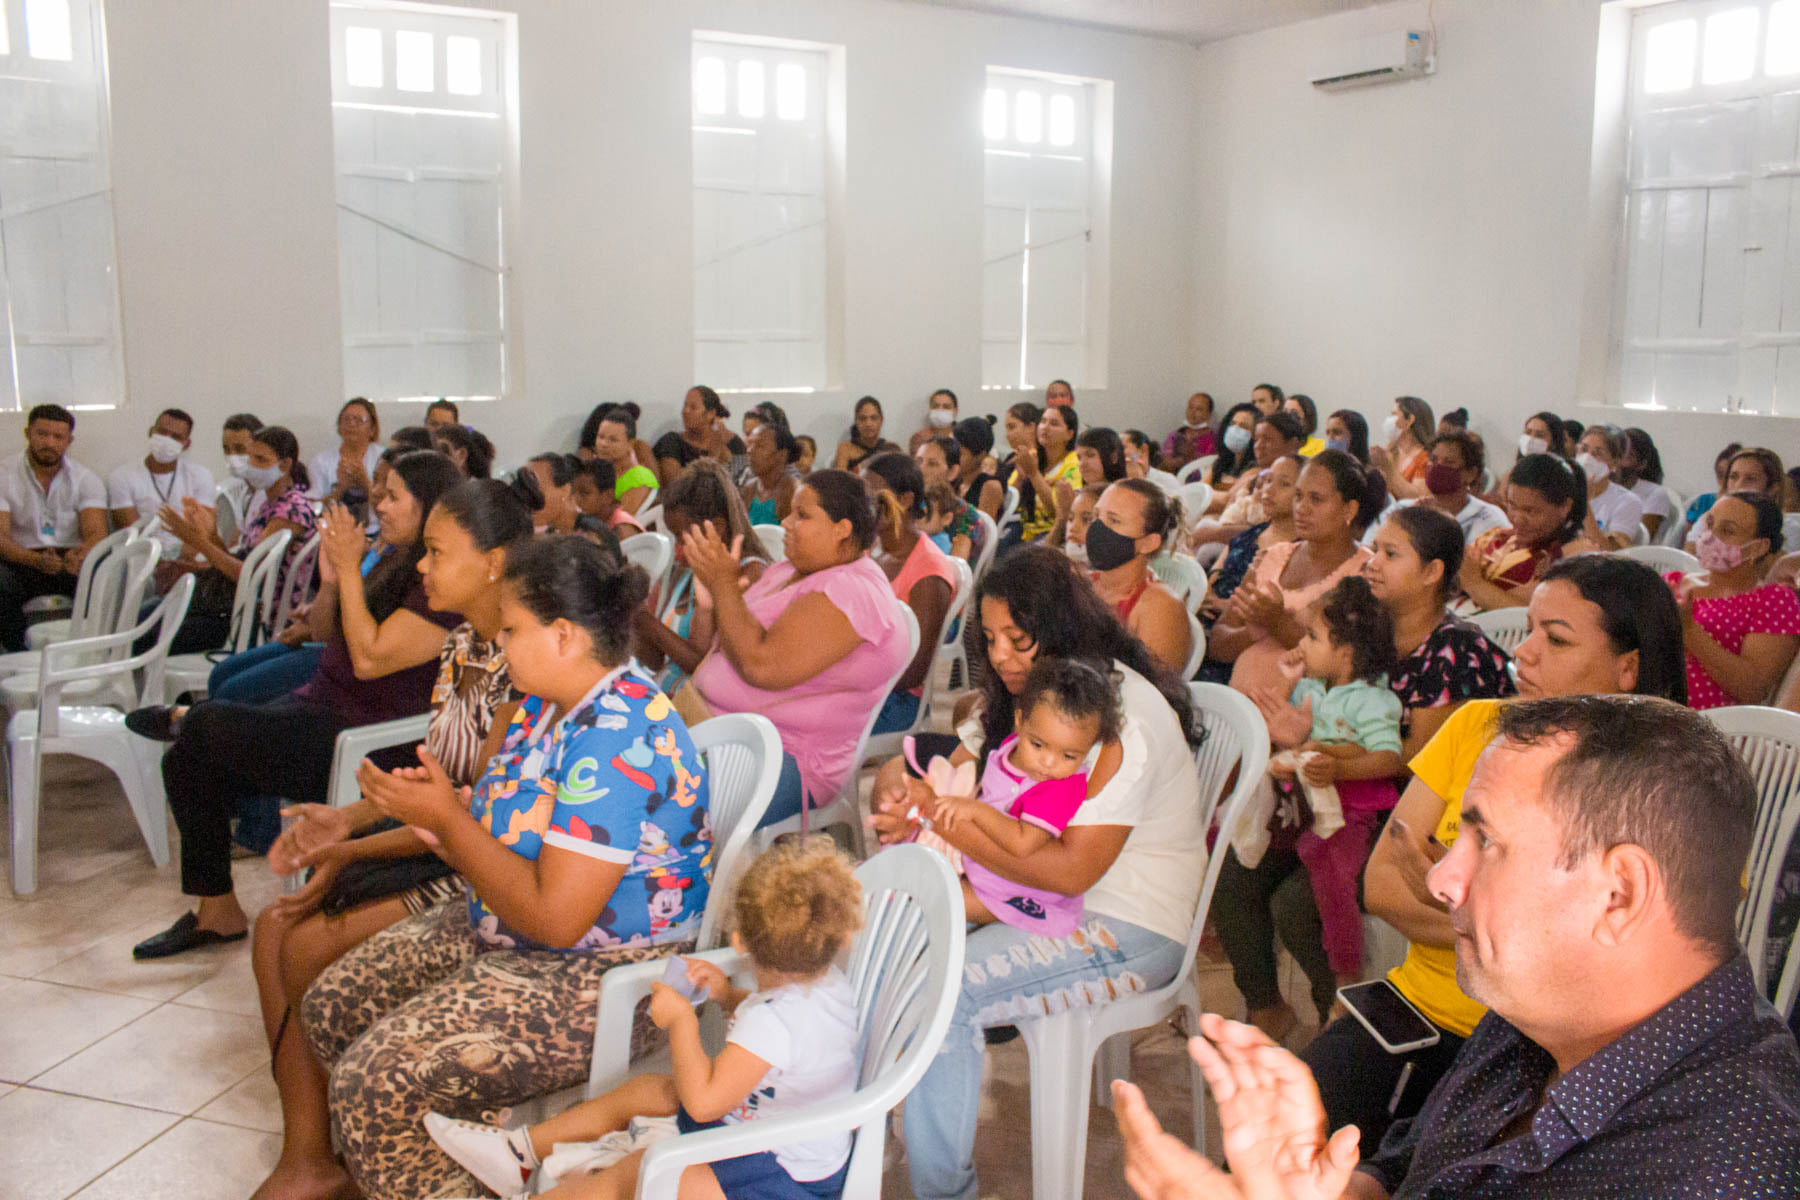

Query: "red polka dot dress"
left=1666, top=572, right=1800, bottom=709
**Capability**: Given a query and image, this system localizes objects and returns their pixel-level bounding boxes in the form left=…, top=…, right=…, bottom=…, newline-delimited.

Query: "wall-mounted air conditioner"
left=1310, top=31, right=1434, bottom=91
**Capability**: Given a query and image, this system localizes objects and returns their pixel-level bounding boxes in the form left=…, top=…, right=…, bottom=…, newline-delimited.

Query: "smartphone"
left=1336, top=980, right=1440, bottom=1054
left=660, top=956, right=708, bottom=1006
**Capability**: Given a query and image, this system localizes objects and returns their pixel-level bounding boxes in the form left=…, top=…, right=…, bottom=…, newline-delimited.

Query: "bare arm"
left=0, top=512, right=62, bottom=571
left=939, top=798, right=1055, bottom=859
left=1400, top=701, right=1460, bottom=764
left=1363, top=776, right=1455, bottom=946
left=1129, top=585, right=1193, bottom=678
left=978, top=478, right=1003, bottom=520
left=896, top=575, right=951, bottom=693
left=1682, top=621, right=1799, bottom=706
left=713, top=589, right=863, bottom=691
left=619, top=484, right=651, bottom=515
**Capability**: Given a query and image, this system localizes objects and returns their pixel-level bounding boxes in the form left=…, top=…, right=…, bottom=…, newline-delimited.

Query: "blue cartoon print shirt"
left=466, top=662, right=712, bottom=952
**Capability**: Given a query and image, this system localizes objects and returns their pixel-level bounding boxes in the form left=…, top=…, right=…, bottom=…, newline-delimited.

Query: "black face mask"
left=1084, top=517, right=1141, bottom=571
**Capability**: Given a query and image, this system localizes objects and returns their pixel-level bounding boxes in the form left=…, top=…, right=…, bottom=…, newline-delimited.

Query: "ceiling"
left=902, top=0, right=1397, bottom=45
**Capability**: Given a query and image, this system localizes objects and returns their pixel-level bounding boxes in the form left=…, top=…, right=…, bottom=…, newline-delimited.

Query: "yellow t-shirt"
left=1013, top=451, right=1080, bottom=542
left=1384, top=698, right=1504, bottom=1036
left=1298, top=436, right=1326, bottom=458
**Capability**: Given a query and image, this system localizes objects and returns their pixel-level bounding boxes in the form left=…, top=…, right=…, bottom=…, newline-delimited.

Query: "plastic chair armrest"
left=589, top=947, right=750, bottom=1099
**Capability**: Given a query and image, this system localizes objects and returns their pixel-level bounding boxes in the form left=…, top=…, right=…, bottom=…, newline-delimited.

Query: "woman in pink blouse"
left=682, top=469, right=911, bottom=825
left=863, top=451, right=957, bottom=734
left=1667, top=492, right=1800, bottom=709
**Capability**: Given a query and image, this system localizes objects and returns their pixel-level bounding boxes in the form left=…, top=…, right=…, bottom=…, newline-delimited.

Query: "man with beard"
left=1112, top=696, right=1800, bottom=1199
left=0, top=404, right=108, bottom=650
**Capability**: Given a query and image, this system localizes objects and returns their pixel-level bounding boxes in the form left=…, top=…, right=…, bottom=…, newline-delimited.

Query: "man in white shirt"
left=1364, top=431, right=1509, bottom=547
left=1577, top=425, right=1645, bottom=548
left=0, top=404, right=109, bottom=650
left=107, top=408, right=216, bottom=559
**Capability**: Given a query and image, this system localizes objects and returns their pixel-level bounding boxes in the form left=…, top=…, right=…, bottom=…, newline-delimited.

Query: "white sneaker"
left=424, top=1111, right=534, bottom=1196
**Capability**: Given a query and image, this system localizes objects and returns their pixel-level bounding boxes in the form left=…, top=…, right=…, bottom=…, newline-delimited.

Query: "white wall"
left=40, top=0, right=1199, bottom=485
left=1188, top=0, right=1794, bottom=501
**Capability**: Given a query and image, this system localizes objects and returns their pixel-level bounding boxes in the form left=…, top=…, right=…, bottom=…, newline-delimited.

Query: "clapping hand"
left=1384, top=817, right=1447, bottom=909
left=1114, top=1014, right=1361, bottom=1200
left=356, top=748, right=465, bottom=843
left=680, top=520, right=744, bottom=599
left=318, top=501, right=368, bottom=582
left=267, top=802, right=353, bottom=875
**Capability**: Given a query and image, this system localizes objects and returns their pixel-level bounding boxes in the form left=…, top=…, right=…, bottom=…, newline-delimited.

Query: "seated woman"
left=1436, top=406, right=1469, bottom=437
left=1003, top=403, right=1080, bottom=546
left=1306, top=555, right=1685, bottom=1151
left=1669, top=492, right=1800, bottom=709
left=740, top=420, right=800, bottom=524
left=632, top=460, right=771, bottom=695
left=681, top=469, right=911, bottom=826
left=156, top=424, right=319, bottom=654
left=247, top=473, right=537, bottom=1200
left=303, top=536, right=711, bottom=1200
left=653, top=387, right=741, bottom=487
left=866, top=545, right=1206, bottom=1200
left=1122, top=429, right=1180, bottom=492
left=521, top=453, right=622, bottom=555
left=831, top=394, right=900, bottom=473
left=1322, top=409, right=1369, bottom=463
left=577, top=402, right=656, bottom=475
left=1685, top=441, right=1746, bottom=529
left=1161, top=391, right=1216, bottom=470
left=1282, top=393, right=1324, bottom=457
left=131, top=451, right=465, bottom=960
left=591, top=407, right=658, bottom=515
left=1209, top=450, right=1384, bottom=695
left=1363, top=430, right=1508, bottom=547
left=907, top=387, right=960, bottom=454
left=307, top=397, right=383, bottom=507
left=1575, top=423, right=1645, bottom=548
left=429, top=423, right=495, bottom=479
left=950, top=416, right=1005, bottom=521
left=1084, top=479, right=1193, bottom=676
left=1619, top=426, right=1674, bottom=540
left=1693, top=447, right=1790, bottom=556
left=1208, top=402, right=1260, bottom=495
left=863, top=452, right=957, bottom=735
left=1194, top=410, right=1304, bottom=541
left=567, top=458, right=641, bottom=540
left=1368, top=395, right=1433, bottom=501
left=1459, top=452, right=1601, bottom=612
left=914, top=434, right=981, bottom=562
left=1202, top=455, right=1300, bottom=624
left=1221, top=505, right=1515, bottom=1041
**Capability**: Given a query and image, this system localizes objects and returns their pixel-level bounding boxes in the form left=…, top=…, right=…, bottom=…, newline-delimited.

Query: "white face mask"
left=1223, top=424, right=1253, bottom=454
left=225, top=454, right=251, bottom=480
left=1381, top=414, right=1403, bottom=443
left=147, top=434, right=184, bottom=465
left=1518, top=434, right=1549, bottom=457
left=1065, top=538, right=1088, bottom=567
left=928, top=409, right=955, bottom=428
left=244, top=462, right=284, bottom=491
left=1575, top=451, right=1609, bottom=484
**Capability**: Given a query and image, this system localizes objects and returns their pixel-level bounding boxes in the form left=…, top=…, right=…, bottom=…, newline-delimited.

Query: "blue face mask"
left=1326, top=436, right=1350, bottom=454
left=1223, top=425, right=1253, bottom=455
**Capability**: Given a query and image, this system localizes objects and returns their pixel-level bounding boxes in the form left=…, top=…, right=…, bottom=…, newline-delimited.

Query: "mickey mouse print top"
left=465, top=662, right=712, bottom=952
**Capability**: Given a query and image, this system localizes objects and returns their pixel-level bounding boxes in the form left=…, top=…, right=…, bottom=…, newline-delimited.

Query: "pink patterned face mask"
left=1695, top=527, right=1751, bottom=573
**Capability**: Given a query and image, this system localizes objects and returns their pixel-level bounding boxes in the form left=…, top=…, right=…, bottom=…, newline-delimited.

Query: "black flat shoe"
left=984, top=1025, right=1021, bottom=1045
left=124, top=705, right=181, bottom=742
left=132, top=911, right=247, bottom=960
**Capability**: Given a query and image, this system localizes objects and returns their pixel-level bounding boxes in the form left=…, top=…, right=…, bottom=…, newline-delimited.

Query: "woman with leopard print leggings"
left=296, top=536, right=714, bottom=1200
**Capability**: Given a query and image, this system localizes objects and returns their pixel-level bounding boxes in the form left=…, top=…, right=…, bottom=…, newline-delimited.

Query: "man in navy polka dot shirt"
left=1113, top=695, right=1800, bottom=1198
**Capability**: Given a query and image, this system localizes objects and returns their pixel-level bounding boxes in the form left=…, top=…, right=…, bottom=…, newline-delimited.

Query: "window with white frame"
left=0, top=0, right=125, bottom=412
left=1616, top=0, right=1800, bottom=415
left=982, top=68, right=1110, bottom=392
left=691, top=35, right=835, bottom=393
left=329, top=3, right=513, bottom=405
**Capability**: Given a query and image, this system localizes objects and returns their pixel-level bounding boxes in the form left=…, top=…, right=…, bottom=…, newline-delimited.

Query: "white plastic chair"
left=1149, top=552, right=1210, bottom=617
left=3, top=538, right=162, bottom=713
left=1629, top=521, right=1650, bottom=546
left=970, top=506, right=998, bottom=584
left=214, top=479, right=250, bottom=549
left=759, top=606, right=919, bottom=858
left=869, top=559, right=972, bottom=764
left=1470, top=606, right=1529, bottom=655
left=7, top=575, right=194, bottom=894
left=1018, top=682, right=1268, bottom=1198
left=999, top=485, right=1021, bottom=534
left=635, top=503, right=663, bottom=533
left=163, top=529, right=292, bottom=702
left=1181, top=609, right=1206, bottom=680
left=16, top=526, right=137, bottom=653
left=1702, top=705, right=1800, bottom=1018
left=584, top=845, right=966, bottom=1200
left=1176, top=481, right=1214, bottom=526
left=1177, top=455, right=1217, bottom=485
left=1613, top=543, right=1701, bottom=575
left=270, top=533, right=321, bottom=635
left=622, top=532, right=676, bottom=603
left=751, top=523, right=786, bottom=562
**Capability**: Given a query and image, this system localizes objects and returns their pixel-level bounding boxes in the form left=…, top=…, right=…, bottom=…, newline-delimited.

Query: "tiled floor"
left=2, top=755, right=1318, bottom=1199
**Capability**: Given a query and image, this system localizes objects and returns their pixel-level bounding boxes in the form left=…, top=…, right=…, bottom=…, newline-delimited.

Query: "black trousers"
left=1301, top=1008, right=1467, bottom=1153
left=1211, top=845, right=1339, bottom=1020
left=0, top=560, right=78, bottom=651
left=163, top=698, right=353, bottom=897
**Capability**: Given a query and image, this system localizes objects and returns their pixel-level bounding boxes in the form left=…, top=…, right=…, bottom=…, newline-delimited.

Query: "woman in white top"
left=1575, top=424, right=1645, bottom=548
left=1619, top=427, right=1675, bottom=542
left=868, top=545, right=1206, bottom=1200
left=309, top=397, right=385, bottom=506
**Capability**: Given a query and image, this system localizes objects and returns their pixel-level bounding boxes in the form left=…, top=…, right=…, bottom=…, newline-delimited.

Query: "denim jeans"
left=755, top=751, right=807, bottom=829
left=869, top=689, right=921, bottom=735
left=207, top=640, right=324, bottom=705
left=904, top=913, right=1185, bottom=1200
